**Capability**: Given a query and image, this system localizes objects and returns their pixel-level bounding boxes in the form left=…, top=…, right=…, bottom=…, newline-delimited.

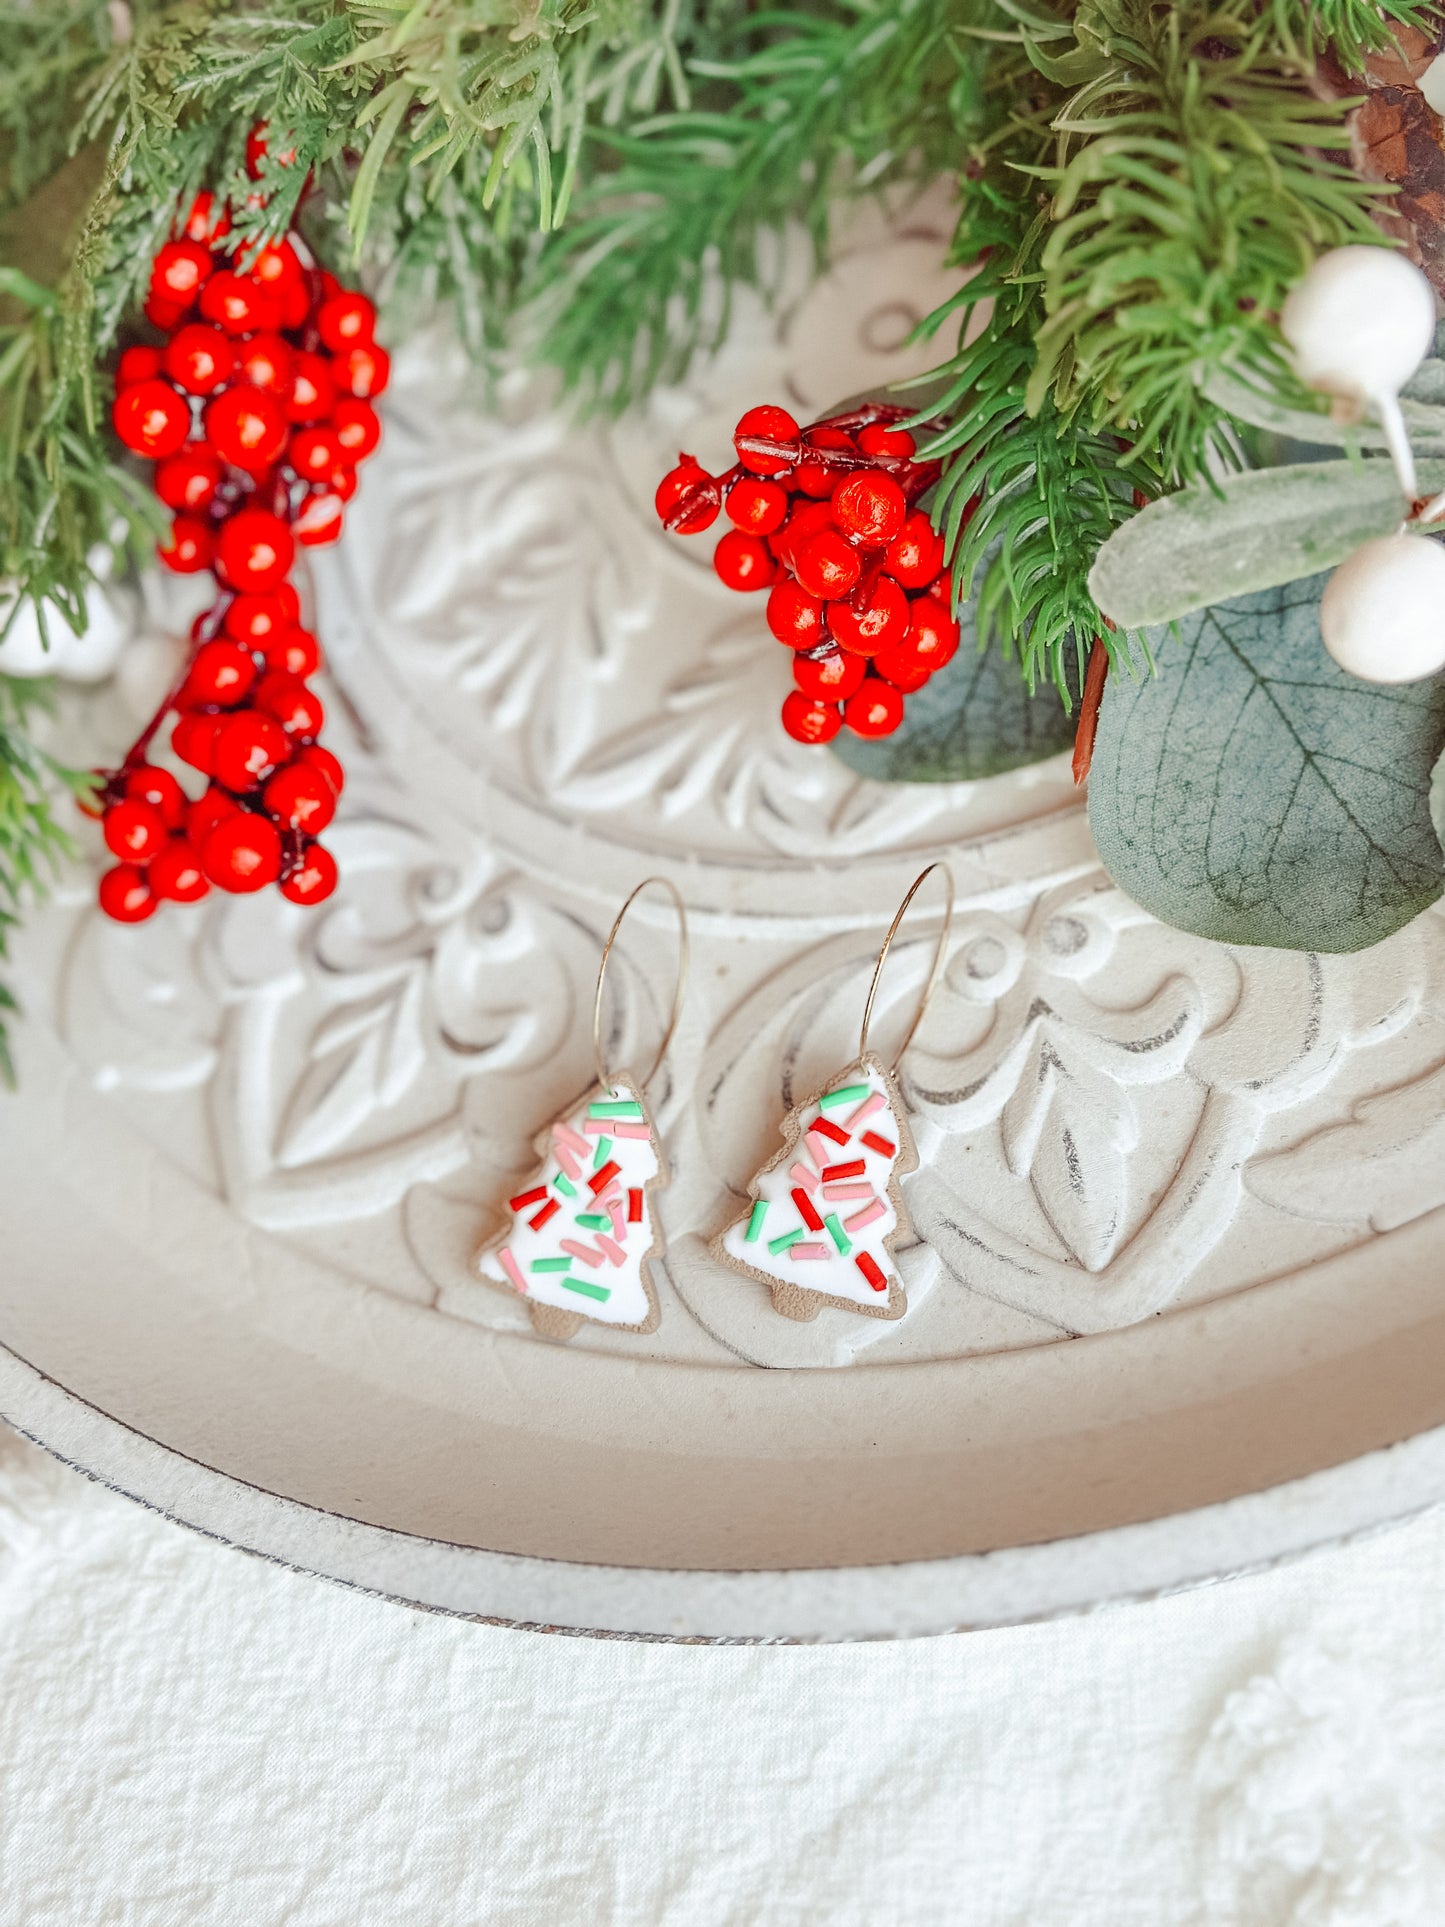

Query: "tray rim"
left=4, top=1333, right=1442, bottom=1642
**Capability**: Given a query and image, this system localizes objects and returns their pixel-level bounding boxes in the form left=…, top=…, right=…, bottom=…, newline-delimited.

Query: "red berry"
left=857, top=421, right=917, bottom=460
left=223, top=592, right=288, bottom=646
left=255, top=670, right=324, bottom=738
left=179, top=190, right=230, bottom=247
left=163, top=324, right=235, bottom=396
left=315, top=291, right=375, bottom=352
left=298, top=743, right=344, bottom=797
left=211, top=710, right=291, bottom=791
left=899, top=594, right=960, bottom=675
left=793, top=648, right=866, bottom=702
left=287, top=425, right=342, bottom=483
left=871, top=641, right=932, bottom=693
left=155, top=445, right=223, bottom=512
left=827, top=575, right=909, bottom=657
left=150, top=839, right=211, bottom=903
left=794, top=426, right=857, bottom=498
left=122, top=765, right=187, bottom=831
left=205, top=385, right=288, bottom=471
left=158, top=516, right=214, bottom=574
left=246, top=120, right=295, bottom=179
left=733, top=404, right=799, bottom=477
left=144, top=291, right=190, bottom=332
left=768, top=498, right=835, bottom=571
left=247, top=239, right=303, bottom=297
left=332, top=341, right=391, bottom=400
left=201, top=811, right=283, bottom=892
left=263, top=761, right=336, bottom=833
left=843, top=678, right=905, bottom=737
left=188, top=786, right=241, bottom=847
left=293, top=491, right=345, bottom=547
left=274, top=582, right=301, bottom=622
left=279, top=278, right=310, bottom=331
left=655, top=458, right=720, bottom=534
left=172, top=711, right=226, bottom=775
left=794, top=528, right=862, bottom=601
left=765, top=580, right=826, bottom=650
left=112, top=378, right=190, bottom=459
left=713, top=529, right=776, bottom=593
left=279, top=841, right=338, bottom=905
left=831, top=469, right=907, bottom=546
left=328, top=464, right=358, bottom=503
left=199, top=270, right=281, bottom=337
left=285, top=353, right=336, bottom=423
left=151, top=239, right=213, bottom=304
left=116, top=345, right=163, bottom=388
left=884, top=510, right=946, bottom=590
left=184, top=638, right=258, bottom=708
left=98, top=864, right=158, bottom=922
left=724, top=476, right=788, bottom=536
left=263, top=627, right=320, bottom=677
left=103, top=797, right=168, bottom=863
left=331, top=398, right=380, bottom=464
left=234, top=332, right=294, bottom=397
left=781, top=692, right=842, bottom=744
left=214, top=508, right=294, bottom=591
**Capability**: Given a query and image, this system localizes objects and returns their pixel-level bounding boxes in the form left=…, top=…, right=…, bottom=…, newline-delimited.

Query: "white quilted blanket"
left=3, top=1422, right=1443, bottom=1925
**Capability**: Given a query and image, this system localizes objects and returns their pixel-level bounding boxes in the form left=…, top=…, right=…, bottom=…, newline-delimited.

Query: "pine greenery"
left=0, top=0, right=1436, bottom=1066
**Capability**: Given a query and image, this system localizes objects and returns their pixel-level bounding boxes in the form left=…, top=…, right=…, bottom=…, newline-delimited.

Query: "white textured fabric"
left=3, top=1422, right=1445, bottom=1926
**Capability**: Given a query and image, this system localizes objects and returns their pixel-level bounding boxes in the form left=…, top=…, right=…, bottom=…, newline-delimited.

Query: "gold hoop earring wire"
left=592, top=877, right=690, bottom=1094
left=857, top=862, right=955, bottom=1075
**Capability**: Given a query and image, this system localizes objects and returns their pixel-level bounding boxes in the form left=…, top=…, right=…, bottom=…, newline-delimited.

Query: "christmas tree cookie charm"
left=475, top=877, right=687, bottom=1343
left=714, top=864, right=953, bottom=1323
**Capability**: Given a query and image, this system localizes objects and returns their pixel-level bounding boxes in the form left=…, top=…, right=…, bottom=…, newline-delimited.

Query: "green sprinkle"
left=563, top=1277, right=612, bottom=1303
left=553, top=1171, right=577, bottom=1198
left=531, top=1257, right=573, bottom=1274
left=819, top=1083, right=870, bottom=1110
left=593, top=1136, right=612, bottom=1167
left=588, top=1099, right=645, bottom=1120
left=575, top=1212, right=611, bottom=1230
left=824, top=1213, right=851, bottom=1254
left=745, top=1200, right=768, bottom=1243
left=768, top=1227, right=804, bottom=1256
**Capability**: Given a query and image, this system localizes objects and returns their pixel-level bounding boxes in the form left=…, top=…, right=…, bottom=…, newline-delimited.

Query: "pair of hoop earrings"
left=475, top=866, right=954, bottom=1341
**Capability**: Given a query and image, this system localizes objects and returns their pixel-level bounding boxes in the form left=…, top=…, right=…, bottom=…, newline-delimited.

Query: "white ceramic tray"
left=3, top=191, right=1445, bottom=1640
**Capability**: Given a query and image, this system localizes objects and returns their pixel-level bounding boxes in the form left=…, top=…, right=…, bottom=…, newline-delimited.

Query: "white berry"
left=1319, top=532, right=1445, bottom=682
left=1281, top=246, right=1437, bottom=412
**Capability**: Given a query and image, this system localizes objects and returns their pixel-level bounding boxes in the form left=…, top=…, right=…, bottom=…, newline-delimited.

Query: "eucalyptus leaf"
left=1088, top=459, right=1445, bottom=631
left=1088, top=575, right=1445, bottom=953
left=1204, top=366, right=1445, bottom=454
left=1432, top=741, right=1445, bottom=865
left=829, top=615, right=1074, bottom=783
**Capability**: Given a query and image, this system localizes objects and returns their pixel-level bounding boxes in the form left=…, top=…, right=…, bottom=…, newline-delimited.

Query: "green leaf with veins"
left=829, top=599, right=1075, bottom=784
left=1089, top=461, right=1445, bottom=632
left=1089, top=575, right=1445, bottom=953
left=1432, top=742, right=1445, bottom=865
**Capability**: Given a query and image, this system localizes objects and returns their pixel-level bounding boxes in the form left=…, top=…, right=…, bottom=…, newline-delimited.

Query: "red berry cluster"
left=655, top=403, right=960, bottom=744
left=96, top=142, right=384, bottom=923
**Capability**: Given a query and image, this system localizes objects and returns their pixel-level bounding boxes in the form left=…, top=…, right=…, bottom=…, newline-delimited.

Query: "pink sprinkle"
left=561, top=1239, right=605, bottom=1269
left=554, top=1143, right=581, bottom=1182
left=790, top=1162, right=820, bottom=1193
left=789, top=1242, right=830, bottom=1261
left=604, top=1193, right=627, bottom=1237
left=497, top=1246, right=527, bottom=1295
left=597, top=1234, right=627, bottom=1267
left=844, top=1198, right=887, bottom=1233
left=804, top=1131, right=832, bottom=1171
left=823, top=1182, right=873, bottom=1201
left=553, top=1120, right=591, bottom=1158
left=846, top=1090, right=886, bottom=1128
left=612, top=1120, right=653, bottom=1139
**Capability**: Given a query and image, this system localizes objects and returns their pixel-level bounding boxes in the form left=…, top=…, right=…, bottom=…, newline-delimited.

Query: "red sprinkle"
left=822, top=1160, right=866, bottom=1182
left=509, top=1185, right=548, bottom=1214
left=528, top=1197, right=561, bottom=1231
left=861, top=1132, right=897, bottom=1158
left=628, top=1187, right=644, bottom=1224
left=812, top=1117, right=850, bottom=1146
left=856, top=1251, right=888, bottom=1293
left=589, top=1159, right=621, bottom=1196
left=792, top=1187, right=824, bottom=1233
